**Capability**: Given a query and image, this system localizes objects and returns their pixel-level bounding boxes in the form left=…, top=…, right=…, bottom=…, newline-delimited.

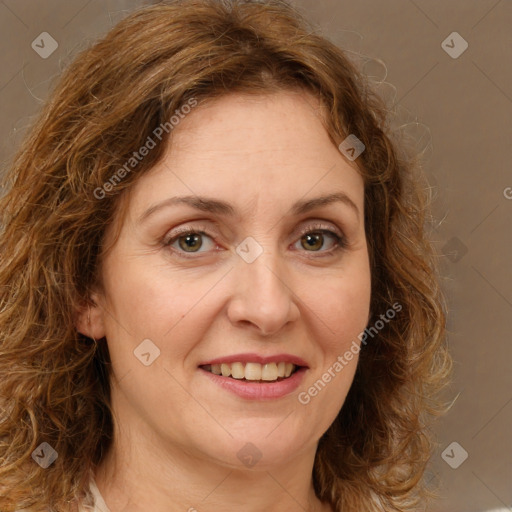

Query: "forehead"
left=111, top=90, right=365, bottom=235
left=167, top=90, right=339, bottom=169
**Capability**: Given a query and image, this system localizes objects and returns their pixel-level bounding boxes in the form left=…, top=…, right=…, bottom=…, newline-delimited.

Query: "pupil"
left=180, top=234, right=202, bottom=252
left=302, top=233, right=322, bottom=251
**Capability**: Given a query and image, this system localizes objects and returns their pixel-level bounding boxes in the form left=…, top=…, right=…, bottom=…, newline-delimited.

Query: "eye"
left=163, top=227, right=217, bottom=255
left=162, top=222, right=347, bottom=259
left=293, top=224, right=347, bottom=254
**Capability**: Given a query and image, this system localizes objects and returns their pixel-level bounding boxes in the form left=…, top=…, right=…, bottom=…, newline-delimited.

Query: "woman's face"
left=89, top=90, right=371, bottom=470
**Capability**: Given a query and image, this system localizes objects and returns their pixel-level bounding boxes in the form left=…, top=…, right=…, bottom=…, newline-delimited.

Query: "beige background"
left=0, top=1, right=510, bottom=511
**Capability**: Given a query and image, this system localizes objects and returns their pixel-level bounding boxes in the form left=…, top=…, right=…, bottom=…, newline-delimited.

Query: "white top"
left=77, top=483, right=512, bottom=512
left=79, top=478, right=111, bottom=512
left=77, top=482, right=512, bottom=512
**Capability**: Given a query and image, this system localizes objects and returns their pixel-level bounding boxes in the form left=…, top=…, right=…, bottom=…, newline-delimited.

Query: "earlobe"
left=75, top=296, right=106, bottom=341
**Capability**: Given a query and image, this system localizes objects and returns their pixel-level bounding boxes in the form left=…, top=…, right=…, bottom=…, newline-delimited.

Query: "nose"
left=226, top=249, right=300, bottom=337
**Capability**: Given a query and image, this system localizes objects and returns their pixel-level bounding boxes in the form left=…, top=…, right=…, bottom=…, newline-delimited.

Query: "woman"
left=0, top=0, right=451, bottom=510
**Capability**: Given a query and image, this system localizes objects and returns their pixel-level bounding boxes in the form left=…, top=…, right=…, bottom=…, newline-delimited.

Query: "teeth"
left=245, top=362, right=261, bottom=380
left=261, top=363, right=278, bottom=381
left=206, top=362, right=298, bottom=381
left=231, top=362, right=245, bottom=379
left=221, top=363, right=231, bottom=377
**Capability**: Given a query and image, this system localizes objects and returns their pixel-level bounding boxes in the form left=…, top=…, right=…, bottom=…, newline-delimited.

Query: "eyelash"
left=162, top=223, right=348, bottom=259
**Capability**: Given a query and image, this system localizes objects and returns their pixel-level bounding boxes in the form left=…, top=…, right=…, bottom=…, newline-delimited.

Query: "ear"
left=75, top=292, right=107, bottom=341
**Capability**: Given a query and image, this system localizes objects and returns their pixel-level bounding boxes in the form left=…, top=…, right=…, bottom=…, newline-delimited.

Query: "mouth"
left=198, top=354, right=309, bottom=400
left=198, top=353, right=309, bottom=401
left=199, top=361, right=302, bottom=383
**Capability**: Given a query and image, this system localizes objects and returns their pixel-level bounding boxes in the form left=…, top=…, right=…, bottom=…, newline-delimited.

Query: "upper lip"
left=199, top=353, right=309, bottom=368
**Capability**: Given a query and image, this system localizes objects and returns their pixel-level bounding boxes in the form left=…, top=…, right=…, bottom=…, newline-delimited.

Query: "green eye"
left=178, top=233, right=203, bottom=252
left=163, top=225, right=347, bottom=259
left=296, top=230, right=345, bottom=253
left=300, top=232, right=324, bottom=251
left=164, top=230, right=215, bottom=255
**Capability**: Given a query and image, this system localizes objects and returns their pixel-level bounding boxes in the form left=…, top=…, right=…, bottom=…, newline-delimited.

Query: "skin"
left=77, top=90, right=371, bottom=512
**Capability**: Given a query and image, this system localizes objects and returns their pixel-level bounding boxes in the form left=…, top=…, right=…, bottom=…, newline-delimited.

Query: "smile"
left=201, top=362, right=298, bottom=382
left=198, top=353, right=309, bottom=399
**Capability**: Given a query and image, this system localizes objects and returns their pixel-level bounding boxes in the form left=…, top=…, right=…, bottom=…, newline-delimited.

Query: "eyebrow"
left=138, top=192, right=359, bottom=224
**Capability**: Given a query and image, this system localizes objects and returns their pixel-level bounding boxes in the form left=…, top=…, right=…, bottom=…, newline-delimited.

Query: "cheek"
left=299, top=272, right=370, bottom=422
left=100, top=257, right=196, bottom=333
left=99, top=258, right=225, bottom=374
left=305, top=266, right=371, bottom=349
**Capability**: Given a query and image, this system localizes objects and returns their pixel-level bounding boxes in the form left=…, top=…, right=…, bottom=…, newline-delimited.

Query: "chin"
left=194, top=428, right=310, bottom=471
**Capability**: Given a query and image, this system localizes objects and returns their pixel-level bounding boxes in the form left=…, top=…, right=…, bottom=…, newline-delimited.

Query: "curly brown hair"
left=0, top=0, right=451, bottom=510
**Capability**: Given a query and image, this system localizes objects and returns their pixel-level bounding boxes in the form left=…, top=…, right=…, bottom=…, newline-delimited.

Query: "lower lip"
left=199, top=367, right=307, bottom=400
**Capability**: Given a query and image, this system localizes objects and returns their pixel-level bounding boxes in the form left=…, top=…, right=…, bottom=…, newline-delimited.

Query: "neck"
left=94, top=427, right=331, bottom=512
